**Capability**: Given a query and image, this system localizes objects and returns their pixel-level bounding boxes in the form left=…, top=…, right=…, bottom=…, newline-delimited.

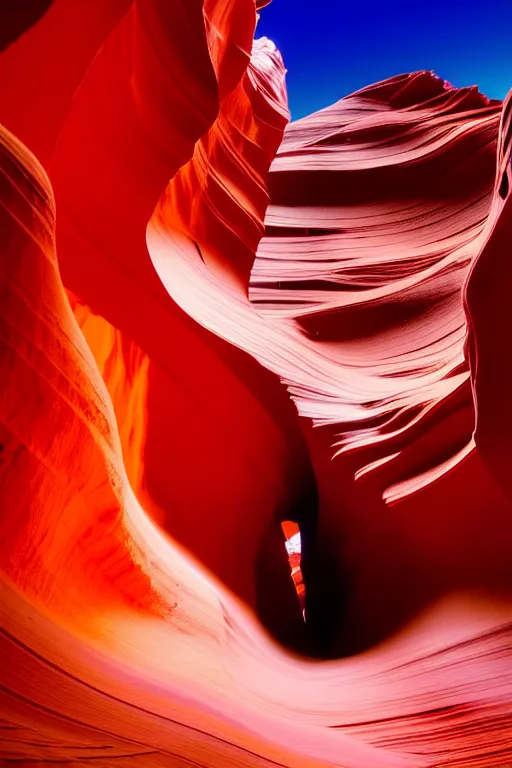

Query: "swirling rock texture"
left=0, top=2, right=511, bottom=767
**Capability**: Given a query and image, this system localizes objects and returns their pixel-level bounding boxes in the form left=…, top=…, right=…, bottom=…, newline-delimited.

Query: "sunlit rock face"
left=1, top=3, right=512, bottom=767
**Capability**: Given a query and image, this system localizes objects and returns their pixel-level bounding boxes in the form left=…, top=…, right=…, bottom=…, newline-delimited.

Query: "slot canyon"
left=1, top=2, right=512, bottom=766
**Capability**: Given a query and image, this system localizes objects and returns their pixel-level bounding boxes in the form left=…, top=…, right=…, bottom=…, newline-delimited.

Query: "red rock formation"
left=465, top=92, right=512, bottom=499
left=1, top=3, right=512, bottom=767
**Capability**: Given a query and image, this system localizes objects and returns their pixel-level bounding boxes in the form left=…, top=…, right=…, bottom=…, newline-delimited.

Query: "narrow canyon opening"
left=282, top=520, right=305, bottom=618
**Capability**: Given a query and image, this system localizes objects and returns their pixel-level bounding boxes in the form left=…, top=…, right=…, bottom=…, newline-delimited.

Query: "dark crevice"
left=498, top=165, right=509, bottom=200
left=254, top=475, right=354, bottom=660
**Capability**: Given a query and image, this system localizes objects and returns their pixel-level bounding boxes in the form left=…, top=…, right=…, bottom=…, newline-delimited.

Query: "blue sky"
left=257, top=0, right=512, bottom=120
